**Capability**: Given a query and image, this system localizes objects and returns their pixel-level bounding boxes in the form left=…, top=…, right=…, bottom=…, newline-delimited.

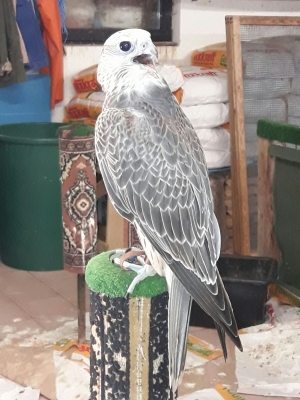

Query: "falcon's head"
left=97, top=29, right=158, bottom=93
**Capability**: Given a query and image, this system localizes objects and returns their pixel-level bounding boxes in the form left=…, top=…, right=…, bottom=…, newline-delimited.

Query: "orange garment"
left=37, top=0, right=63, bottom=109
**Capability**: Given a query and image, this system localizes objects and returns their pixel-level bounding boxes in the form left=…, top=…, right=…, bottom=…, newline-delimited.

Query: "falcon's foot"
left=109, top=248, right=156, bottom=294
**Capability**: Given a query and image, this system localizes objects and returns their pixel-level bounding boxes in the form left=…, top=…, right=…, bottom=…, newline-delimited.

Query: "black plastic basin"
left=189, top=255, right=278, bottom=330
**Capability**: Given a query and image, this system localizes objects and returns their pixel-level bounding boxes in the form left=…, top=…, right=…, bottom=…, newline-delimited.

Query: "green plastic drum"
left=0, top=123, right=64, bottom=271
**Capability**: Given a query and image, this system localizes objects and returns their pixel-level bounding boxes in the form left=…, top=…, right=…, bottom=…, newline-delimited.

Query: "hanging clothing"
left=13, top=0, right=29, bottom=64
left=16, top=0, right=49, bottom=70
left=37, top=0, right=64, bottom=109
left=16, top=24, right=29, bottom=65
left=56, top=0, right=68, bottom=38
left=0, top=0, right=26, bottom=88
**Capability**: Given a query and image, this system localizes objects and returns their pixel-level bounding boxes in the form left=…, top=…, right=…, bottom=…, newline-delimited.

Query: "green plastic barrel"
left=0, top=123, right=64, bottom=271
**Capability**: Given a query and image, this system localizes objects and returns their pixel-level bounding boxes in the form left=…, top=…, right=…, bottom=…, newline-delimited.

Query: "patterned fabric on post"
left=58, top=123, right=97, bottom=273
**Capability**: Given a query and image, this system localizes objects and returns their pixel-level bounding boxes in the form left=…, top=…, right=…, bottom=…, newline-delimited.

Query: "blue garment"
left=16, top=0, right=49, bottom=70
left=56, top=0, right=68, bottom=39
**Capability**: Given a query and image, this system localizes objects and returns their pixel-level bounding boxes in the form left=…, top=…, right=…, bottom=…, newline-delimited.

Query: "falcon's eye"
left=119, top=41, right=132, bottom=52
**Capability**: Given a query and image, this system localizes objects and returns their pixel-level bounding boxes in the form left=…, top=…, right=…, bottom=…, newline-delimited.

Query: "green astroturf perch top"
left=85, top=251, right=168, bottom=298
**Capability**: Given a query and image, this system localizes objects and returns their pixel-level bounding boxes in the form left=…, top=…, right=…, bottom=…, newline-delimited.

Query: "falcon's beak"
left=133, top=45, right=158, bottom=69
left=133, top=54, right=155, bottom=67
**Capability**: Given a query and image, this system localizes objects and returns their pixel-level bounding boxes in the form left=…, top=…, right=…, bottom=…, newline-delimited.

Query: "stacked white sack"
left=179, top=66, right=230, bottom=169
left=242, top=41, right=294, bottom=161
left=182, top=103, right=229, bottom=130
left=180, top=66, right=228, bottom=106
left=195, top=127, right=230, bottom=169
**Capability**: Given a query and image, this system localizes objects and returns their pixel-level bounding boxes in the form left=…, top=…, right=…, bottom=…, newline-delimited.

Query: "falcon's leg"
left=126, top=263, right=156, bottom=294
left=109, top=248, right=156, bottom=294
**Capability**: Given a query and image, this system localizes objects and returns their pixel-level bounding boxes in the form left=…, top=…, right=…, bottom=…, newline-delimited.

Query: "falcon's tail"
left=165, top=268, right=192, bottom=394
left=215, top=322, right=228, bottom=359
left=170, top=259, right=243, bottom=358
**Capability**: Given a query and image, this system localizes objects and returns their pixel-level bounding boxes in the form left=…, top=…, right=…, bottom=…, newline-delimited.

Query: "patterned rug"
left=59, top=124, right=97, bottom=273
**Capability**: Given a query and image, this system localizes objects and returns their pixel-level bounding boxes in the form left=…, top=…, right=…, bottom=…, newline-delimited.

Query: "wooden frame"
left=225, top=15, right=300, bottom=256
left=257, top=138, right=281, bottom=261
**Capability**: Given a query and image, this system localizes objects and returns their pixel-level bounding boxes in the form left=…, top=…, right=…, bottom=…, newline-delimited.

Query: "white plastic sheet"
left=236, top=327, right=300, bottom=397
left=0, top=377, right=40, bottom=400
left=178, top=388, right=224, bottom=400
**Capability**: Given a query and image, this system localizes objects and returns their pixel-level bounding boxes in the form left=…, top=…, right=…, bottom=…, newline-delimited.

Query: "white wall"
left=52, top=0, right=300, bottom=121
left=177, top=0, right=300, bottom=60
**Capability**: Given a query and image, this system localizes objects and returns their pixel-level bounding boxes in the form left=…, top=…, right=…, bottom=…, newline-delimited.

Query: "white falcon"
left=95, top=29, right=242, bottom=393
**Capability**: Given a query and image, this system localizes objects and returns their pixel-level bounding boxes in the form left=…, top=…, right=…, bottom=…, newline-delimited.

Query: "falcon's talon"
left=136, top=255, right=147, bottom=266
left=108, top=247, right=155, bottom=293
left=126, top=263, right=156, bottom=294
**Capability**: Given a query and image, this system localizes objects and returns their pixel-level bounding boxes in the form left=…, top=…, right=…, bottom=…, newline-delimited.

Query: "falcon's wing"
left=95, top=100, right=242, bottom=351
left=97, top=103, right=219, bottom=281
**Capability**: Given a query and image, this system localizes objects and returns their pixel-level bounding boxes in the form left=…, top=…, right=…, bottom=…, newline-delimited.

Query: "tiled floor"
left=0, top=261, right=89, bottom=341
left=0, top=261, right=92, bottom=399
left=0, top=260, right=232, bottom=399
left=0, top=261, right=206, bottom=400
left=1, top=261, right=286, bottom=400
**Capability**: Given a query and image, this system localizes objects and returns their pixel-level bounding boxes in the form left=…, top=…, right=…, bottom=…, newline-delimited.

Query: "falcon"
left=95, top=28, right=242, bottom=393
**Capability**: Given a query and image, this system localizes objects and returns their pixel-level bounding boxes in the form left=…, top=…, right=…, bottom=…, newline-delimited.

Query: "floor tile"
left=30, top=269, right=73, bottom=283
left=0, top=262, right=35, bottom=277
left=1, top=276, right=58, bottom=303
left=0, top=290, right=11, bottom=306
left=19, top=295, right=77, bottom=320
left=0, top=261, right=13, bottom=271
left=0, top=301, right=32, bottom=325
left=45, top=275, right=77, bottom=304
left=46, top=276, right=90, bottom=311
left=0, top=318, right=43, bottom=341
left=189, top=326, right=205, bottom=333
left=35, top=315, right=77, bottom=331
left=0, top=268, right=40, bottom=286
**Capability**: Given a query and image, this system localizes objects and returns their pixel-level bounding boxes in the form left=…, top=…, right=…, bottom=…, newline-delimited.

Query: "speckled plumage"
left=95, top=29, right=242, bottom=393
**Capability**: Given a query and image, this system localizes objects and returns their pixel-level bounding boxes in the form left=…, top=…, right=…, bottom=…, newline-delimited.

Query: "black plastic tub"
left=189, top=255, right=278, bottom=330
